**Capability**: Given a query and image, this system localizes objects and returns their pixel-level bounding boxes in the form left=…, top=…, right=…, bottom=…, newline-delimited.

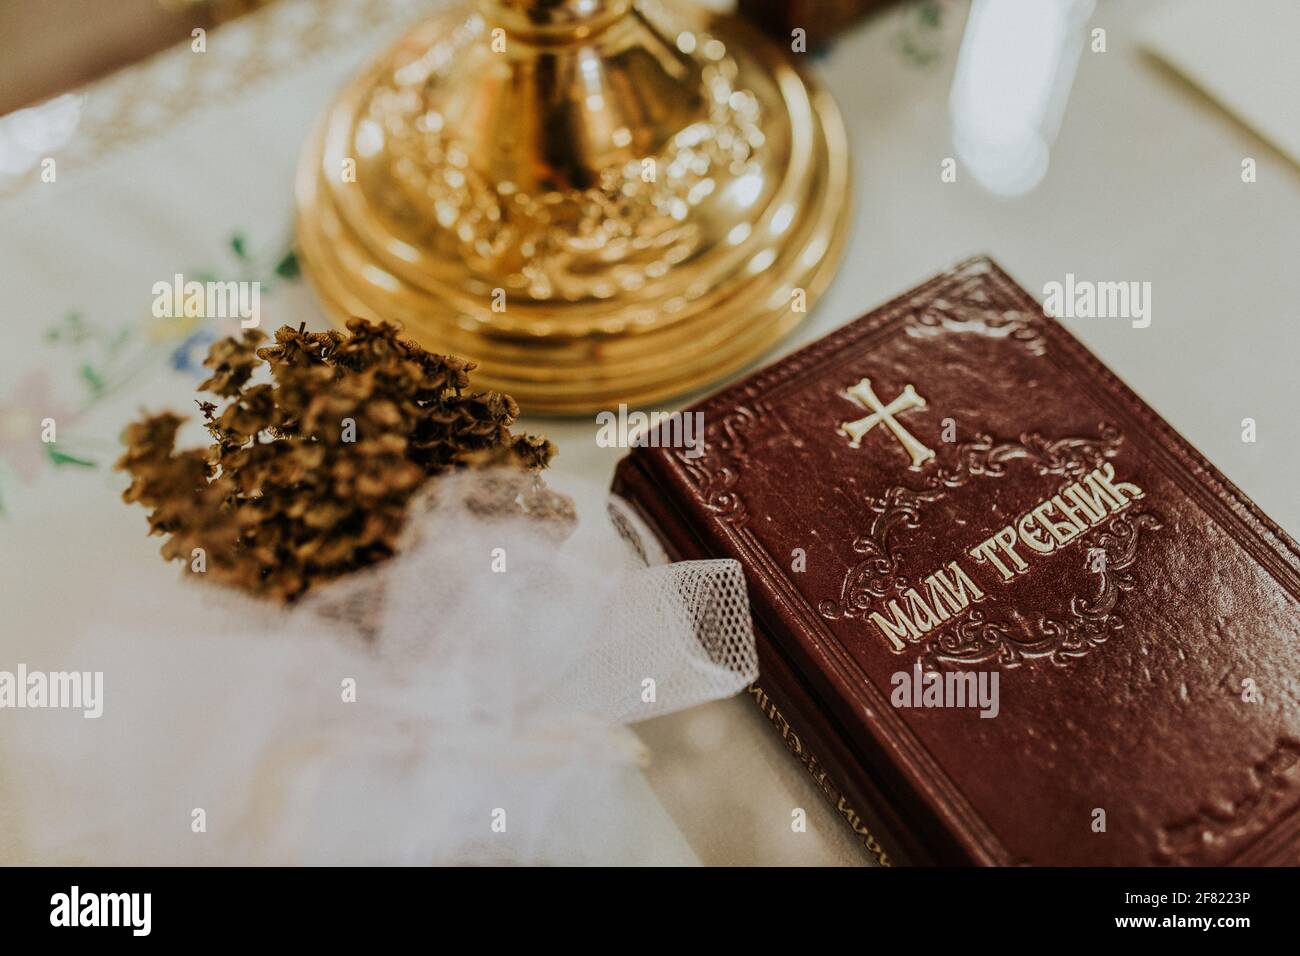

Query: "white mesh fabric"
left=5, top=468, right=759, bottom=865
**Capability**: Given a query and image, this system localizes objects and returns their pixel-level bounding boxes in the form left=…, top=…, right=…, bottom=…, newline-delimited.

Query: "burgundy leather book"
left=612, top=257, right=1300, bottom=866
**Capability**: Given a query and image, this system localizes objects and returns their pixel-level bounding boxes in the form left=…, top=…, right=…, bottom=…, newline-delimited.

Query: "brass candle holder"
left=295, top=0, right=850, bottom=414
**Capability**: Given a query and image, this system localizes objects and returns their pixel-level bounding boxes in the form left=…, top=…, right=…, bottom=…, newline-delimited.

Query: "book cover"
left=613, top=256, right=1300, bottom=865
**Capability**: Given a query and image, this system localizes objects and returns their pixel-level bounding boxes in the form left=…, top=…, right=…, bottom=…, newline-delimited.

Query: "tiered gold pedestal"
left=295, top=0, right=850, bottom=414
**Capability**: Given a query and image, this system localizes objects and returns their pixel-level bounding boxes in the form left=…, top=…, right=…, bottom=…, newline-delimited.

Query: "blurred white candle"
left=950, top=0, right=1095, bottom=196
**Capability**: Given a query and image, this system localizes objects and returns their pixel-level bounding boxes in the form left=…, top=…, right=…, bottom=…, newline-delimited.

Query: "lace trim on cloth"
left=0, top=0, right=434, bottom=202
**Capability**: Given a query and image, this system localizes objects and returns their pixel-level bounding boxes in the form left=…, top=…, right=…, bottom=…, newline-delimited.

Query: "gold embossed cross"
left=838, top=378, right=936, bottom=468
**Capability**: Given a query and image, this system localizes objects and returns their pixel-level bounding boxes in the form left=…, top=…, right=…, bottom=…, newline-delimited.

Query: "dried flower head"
left=118, top=318, right=563, bottom=602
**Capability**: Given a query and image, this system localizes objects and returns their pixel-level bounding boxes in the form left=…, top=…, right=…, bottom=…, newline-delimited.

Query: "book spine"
left=613, top=458, right=923, bottom=865
left=745, top=637, right=904, bottom=865
left=748, top=688, right=894, bottom=865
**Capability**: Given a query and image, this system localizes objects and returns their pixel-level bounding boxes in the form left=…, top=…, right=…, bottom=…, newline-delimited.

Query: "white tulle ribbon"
left=4, top=469, right=757, bottom=865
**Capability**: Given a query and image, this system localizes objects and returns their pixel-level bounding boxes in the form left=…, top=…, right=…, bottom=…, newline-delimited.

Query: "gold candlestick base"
left=295, top=0, right=850, bottom=414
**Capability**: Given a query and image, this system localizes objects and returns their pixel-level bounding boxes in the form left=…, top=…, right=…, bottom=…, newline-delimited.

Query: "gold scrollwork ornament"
left=295, top=0, right=852, bottom=414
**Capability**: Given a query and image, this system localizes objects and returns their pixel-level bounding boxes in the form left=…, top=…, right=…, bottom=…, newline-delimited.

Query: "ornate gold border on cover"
left=818, top=427, right=1124, bottom=613
left=813, top=426, right=1165, bottom=670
